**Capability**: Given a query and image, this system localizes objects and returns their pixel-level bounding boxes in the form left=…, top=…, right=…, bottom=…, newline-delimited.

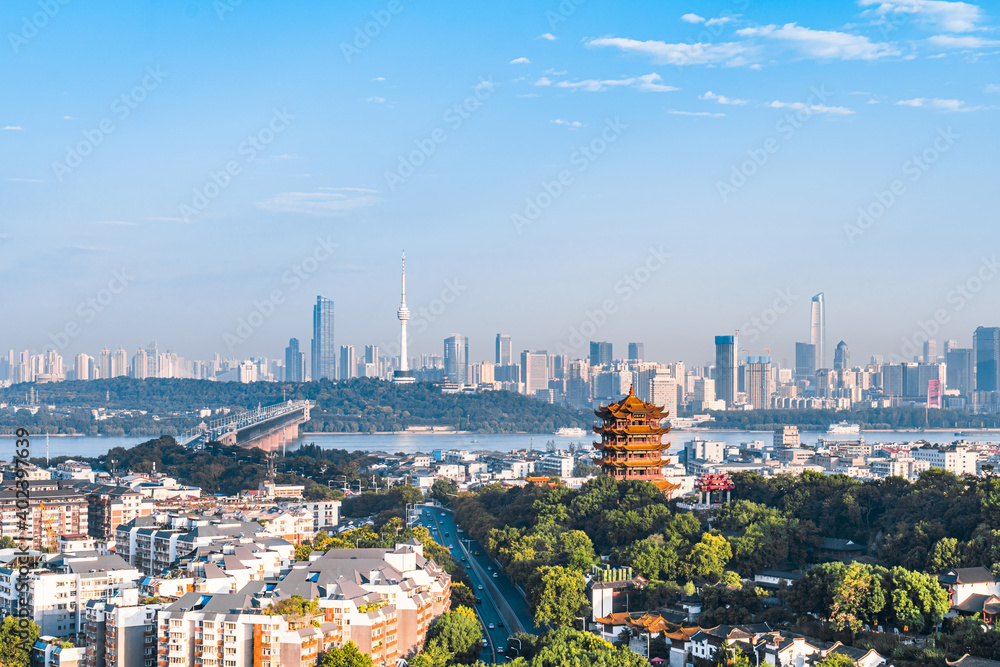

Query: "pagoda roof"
left=595, top=425, right=670, bottom=436
left=594, top=441, right=669, bottom=452
left=601, top=459, right=665, bottom=468
left=595, top=386, right=670, bottom=419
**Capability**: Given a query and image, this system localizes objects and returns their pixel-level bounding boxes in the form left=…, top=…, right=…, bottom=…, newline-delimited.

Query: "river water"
left=4, top=428, right=999, bottom=459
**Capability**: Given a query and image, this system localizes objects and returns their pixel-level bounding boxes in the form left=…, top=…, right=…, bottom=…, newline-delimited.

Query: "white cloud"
left=857, top=0, right=984, bottom=33
left=63, top=116, right=73, bottom=120
left=896, top=97, right=994, bottom=111
left=372, top=77, right=386, bottom=82
left=538, top=32, right=557, bottom=40
left=510, top=57, right=531, bottom=64
left=551, top=119, right=585, bottom=128
left=768, top=100, right=856, bottom=114
left=985, top=84, right=1000, bottom=93
left=534, top=77, right=553, bottom=86
left=668, top=109, right=725, bottom=117
left=706, top=16, right=736, bottom=26
left=587, top=36, right=750, bottom=66
left=255, top=187, right=379, bottom=216
left=553, top=73, right=678, bottom=93
left=700, top=90, right=748, bottom=105
left=737, top=23, right=900, bottom=60
left=681, top=13, right=705, bottom=23
left=4, top=126, right=24, bottom=131
left=544, top=68, right=567, bottom=75
left=367, top=96, right=386, bottom=103
left=927, top=34, right=1000, bottom=48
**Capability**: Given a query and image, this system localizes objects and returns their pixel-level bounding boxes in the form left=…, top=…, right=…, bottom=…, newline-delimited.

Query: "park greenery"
left=446, top=467, right=1000, bottom=666
left=0, top=377, right=589, bottom=435
left=0, top=616, right=40, bottom=667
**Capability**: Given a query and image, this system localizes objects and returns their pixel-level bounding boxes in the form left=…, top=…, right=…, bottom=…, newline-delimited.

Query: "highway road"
left=418, top=504, right=538, bottom=663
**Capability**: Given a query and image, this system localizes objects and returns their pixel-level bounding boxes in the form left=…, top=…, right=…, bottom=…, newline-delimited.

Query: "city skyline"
left=2, top=2, right=998, bottom=366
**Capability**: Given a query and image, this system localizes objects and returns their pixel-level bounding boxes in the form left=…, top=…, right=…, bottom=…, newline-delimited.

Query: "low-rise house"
left=940, top=567, right=1000, bottom=622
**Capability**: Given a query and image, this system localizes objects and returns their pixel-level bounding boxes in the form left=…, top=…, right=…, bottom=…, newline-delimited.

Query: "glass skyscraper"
left=810, top=292, right=826, bottom=370
left=974, top=326, right=1000, bottom=392
left=714, top=335, right=737, bottom=408
left=311, top=296, right=335, bottom=381
left=285, top=338, right=304, bottom=382
left=444, top=334, right=469, bottom=385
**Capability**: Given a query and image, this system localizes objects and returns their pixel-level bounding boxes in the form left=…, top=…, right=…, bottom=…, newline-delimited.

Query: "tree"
left=317, top=642, right=373, bottom=667
left=528, top=566, right=588, bottom=628
left=427, top=608, right=483, bottom=664
left=450, top=582, right=477, bottom=610
left=0, top=535, right=17, bottom=549
left=884, top=566, right=950, bottom=633
left=0, top=616, right=41, bottom=667
left=829, top=563, right=885, bottom=634
left=927, top=537, right=961, bottom=573
left=815, top=654, right=855, bottom=667
left=685, top=533, right=733, bottom=582
left=512, top=626, right=647, bottom=667
left=304, top=484, right=344, bottom=501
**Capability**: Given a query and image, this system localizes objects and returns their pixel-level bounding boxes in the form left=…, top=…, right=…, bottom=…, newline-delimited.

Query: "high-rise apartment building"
left=810, top=293, right=826, bottom=369
left=365, top=344, right=379, bottom=365
left=130, top=349, right=147, bottom=379
left=495, top=334, right=512, bottom=366
left=974, top=326, right=1000, bottom=392
left=744, top=355, right=773, bottom=409
left=628, top=342, right=644, bottom=362
left=113, top=347, right=128, bottom=377
left=98, top=347, right=111, bottom=379
left=589, top=341, right=612, bottom=368
left=285, top=338, right=305, bottom=382
left=311, top=296, right=336, bottom=381
left=714, top=335, right=737, bottom=408
left=443, top=334, right=469, bottom=385
left=339, top=345, right=356, bottom=380
left=649, top=371, right=677, bottom=419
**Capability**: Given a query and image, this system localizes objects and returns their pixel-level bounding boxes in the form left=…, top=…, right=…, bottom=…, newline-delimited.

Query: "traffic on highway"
left=417, top=504, right=538, bottom=664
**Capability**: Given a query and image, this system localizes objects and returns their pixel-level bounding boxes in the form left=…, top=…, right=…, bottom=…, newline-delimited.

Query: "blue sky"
left=1, top=0, right=998, bottom=368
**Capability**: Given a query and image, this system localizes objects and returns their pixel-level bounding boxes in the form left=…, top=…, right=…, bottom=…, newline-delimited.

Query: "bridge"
left=177, top=400, right=314, bottom=451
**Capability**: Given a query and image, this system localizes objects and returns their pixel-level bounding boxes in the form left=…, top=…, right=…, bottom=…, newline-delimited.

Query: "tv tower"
left=393, top=252, right=416, bottom=384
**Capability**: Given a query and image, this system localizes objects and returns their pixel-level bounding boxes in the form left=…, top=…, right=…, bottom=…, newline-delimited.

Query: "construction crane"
left=38, top=502, right=57, bottom=551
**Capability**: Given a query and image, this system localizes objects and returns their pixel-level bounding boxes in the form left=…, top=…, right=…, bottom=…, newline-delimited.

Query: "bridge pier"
left=250, top=423, right=302, bottom=452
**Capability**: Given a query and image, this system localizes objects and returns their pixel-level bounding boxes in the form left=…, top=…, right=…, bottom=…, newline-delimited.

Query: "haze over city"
left=2, top=0, right=998, bottom=366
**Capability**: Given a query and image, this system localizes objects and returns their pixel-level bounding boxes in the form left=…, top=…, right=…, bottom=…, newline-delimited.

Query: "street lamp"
left=508, top=637, right=522, bottom=657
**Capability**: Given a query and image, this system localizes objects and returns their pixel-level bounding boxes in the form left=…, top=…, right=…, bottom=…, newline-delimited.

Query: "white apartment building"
left=911, top=446, right=977, bottom=476
left=83, top=588, right=163, bottom=667
left=536, top=454, right=574, bottom=478
left=302, top=501, right=341, bottom=533
left=0, top=553, right=141, bottom=637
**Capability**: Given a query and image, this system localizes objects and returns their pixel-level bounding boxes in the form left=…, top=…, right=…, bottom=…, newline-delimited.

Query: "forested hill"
left=0, top=377, right=591, bottom=434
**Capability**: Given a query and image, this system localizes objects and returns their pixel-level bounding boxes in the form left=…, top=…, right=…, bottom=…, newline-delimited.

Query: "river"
left=4, top=428, right=1000, bottom=460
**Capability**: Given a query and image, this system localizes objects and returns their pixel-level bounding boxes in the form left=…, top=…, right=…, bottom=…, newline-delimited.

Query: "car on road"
left=482, top=639, right=488, bottom=647
left=461, top=556, right=466, bottom=561
left=445, top=532, right=450, bottom=537
left=477, top=585, right=483, bottom=590
left=497, top=648, right=504, bottom=655
left=498, top=621, right=504, bottom=628
left=488, top=623, right=494, bottom=629
left=465, top=564, right=471, bottom=569
left=493, top=572, right=498, bottom=578
left=475, top=597, right=482, bottom=604
left=475, top=551, right=480, bottom=555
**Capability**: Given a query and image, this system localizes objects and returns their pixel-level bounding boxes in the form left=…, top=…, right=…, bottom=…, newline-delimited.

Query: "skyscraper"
left=946, top=347, right=973, bottom=395
left=521, top=350, right=549, bottom=396
left=589, top=341, right=612, bottom=368
left=113, top=347, right=128, bottom=377
left=923, top=339, right=937, bottom=364
left=628, top=342, right=644, bottom=362
left=339, top=345, right=356, bottom=380
left=98, top=347, right=111, bottom=379
left=444, top=334, right=469, bottom=385
left=974, top=326, right=1000, bottom=392
left=311, top=296, right=335, bottom=381
left=795, top=342, right=817, bottom=382
left=495, top=334, right=512, bottom=366
left=714, top=335, right=737, bottom=408
left=833, top=341, right=850, bottom=372
left=810, top=293, right=826, bottom=369
left=285, top=338, right=305, bottom=382
left=744, top=354, right=773, bottom=410
left=131, top=349, right=147, bottom=379
left=393, top=252, right=416, bottom=384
